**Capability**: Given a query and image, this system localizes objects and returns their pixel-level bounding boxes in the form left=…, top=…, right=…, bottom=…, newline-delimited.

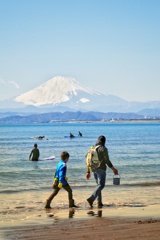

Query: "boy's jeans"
left=90, top=169, right=106, bottom=204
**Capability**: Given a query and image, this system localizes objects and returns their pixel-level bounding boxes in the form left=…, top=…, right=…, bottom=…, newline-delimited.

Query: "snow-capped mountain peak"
left=15, top=76, right=101, bottom=106
left=1, top=75, right=160, bottom=113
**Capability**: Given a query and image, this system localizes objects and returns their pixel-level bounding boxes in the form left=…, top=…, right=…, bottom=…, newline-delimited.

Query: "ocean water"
left=0, top=122, right=160, bottom=224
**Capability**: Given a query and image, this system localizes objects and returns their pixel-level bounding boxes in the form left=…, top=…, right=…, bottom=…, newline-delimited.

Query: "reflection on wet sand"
left=87, top=210, right=102, bottom=217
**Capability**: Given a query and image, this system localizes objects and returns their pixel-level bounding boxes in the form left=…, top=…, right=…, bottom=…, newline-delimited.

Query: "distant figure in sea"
left=70, top=133, right=75, bottom=138
left=45, top=151, right=78, bottom=209
left=29, top=143, right=40, bottom=161
left=36, top=136, right=45, bottom=140
left=78, top=131, right=82, bottom=137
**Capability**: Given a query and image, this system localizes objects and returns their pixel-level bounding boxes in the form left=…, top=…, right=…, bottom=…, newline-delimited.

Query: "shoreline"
left=0, top=119, right=160, bottom=124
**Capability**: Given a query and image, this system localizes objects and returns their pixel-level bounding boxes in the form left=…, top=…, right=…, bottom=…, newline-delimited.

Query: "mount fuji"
left=1, top=76, right=160, bottom=113
left=7, top=76, right=128, bottom=112
left=15, top=76, right=105, bottom=107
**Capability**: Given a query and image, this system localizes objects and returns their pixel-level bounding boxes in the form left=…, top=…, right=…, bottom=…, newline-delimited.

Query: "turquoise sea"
left=0, top=122, right=160, bottom=225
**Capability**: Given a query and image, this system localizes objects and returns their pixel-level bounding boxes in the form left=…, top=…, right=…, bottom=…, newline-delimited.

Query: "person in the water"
left=78, top=131, right=82, bottom=137
left=70, top=133, right=75, bottom=138
left=29, top=143, right=40, bottom=161
left=36, top=136, right=45, bottom=139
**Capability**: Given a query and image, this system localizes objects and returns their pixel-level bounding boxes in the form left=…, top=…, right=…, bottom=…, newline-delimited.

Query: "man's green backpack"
left=86, top=145, right=100, bottom=171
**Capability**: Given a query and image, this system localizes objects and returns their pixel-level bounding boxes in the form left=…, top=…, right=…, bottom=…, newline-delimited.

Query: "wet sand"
left=1, top=217, right=160, bottom=240
left=1, top=204, right=160, bottom=240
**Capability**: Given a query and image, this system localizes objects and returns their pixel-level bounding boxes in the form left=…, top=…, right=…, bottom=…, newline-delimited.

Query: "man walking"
left=86, top=135, right=118, bottom=208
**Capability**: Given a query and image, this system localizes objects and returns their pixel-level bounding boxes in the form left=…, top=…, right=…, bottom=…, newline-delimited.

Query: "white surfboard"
left=44, top=156, right=55, bottom=160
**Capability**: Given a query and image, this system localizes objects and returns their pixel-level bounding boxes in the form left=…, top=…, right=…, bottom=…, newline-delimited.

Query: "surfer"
left=29, top=143, right=40, bottom=161
left=37, top=136, right=45, bottom=140
left=78, top=131, right=82, bottom=137
left=70, top=133, right=75, bottom=138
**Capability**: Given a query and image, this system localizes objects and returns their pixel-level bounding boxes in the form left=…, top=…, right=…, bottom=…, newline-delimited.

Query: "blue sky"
left=0, top=0, right=160, bottom=102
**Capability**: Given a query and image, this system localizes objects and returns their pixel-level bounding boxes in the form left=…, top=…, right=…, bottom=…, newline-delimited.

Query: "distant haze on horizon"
left=0, top=0, right=160, bottom=102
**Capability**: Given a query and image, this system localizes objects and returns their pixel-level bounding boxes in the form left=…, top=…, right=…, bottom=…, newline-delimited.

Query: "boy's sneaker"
left=45, top=200, right=52, bottom=209
left=72, top=204, right=79, bottom=208
left=69, top=199, right=79, bottom=208
left=87, top=198, right=93, bottom=208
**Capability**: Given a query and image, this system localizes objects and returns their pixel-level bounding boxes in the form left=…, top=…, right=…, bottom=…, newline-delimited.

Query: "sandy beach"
left=1, top=179, right=160, bottom=239
left=0, top=186, right=160, bottom=240
left=1, top=216, right=160, bottom=240
left=1, top=203, right=160, bottom=240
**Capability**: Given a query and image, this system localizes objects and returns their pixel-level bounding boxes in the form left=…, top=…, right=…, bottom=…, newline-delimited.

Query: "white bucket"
left=113, top=174, right=120, bottom=185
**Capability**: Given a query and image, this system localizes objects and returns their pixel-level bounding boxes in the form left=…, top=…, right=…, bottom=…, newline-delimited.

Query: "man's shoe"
left=97, top=203, right=103, bottom=208
left=87, top=198, right=93, bottom=208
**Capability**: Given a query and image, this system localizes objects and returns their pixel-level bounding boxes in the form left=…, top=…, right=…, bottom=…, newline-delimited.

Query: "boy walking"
left=45, top=151, right=77, bottom=208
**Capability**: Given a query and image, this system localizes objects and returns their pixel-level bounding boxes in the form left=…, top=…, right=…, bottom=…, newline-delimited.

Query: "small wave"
left=0, top=190, right=21, bottom=194
left=123, top=182, right=160, bottom=187
left=71, top=181, right=160, bottom=188
left=0, top=187, right=50, bottom=194
left=103, top=202, right=147, bottom=208
left=1, top=181, right=159, bottom=194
